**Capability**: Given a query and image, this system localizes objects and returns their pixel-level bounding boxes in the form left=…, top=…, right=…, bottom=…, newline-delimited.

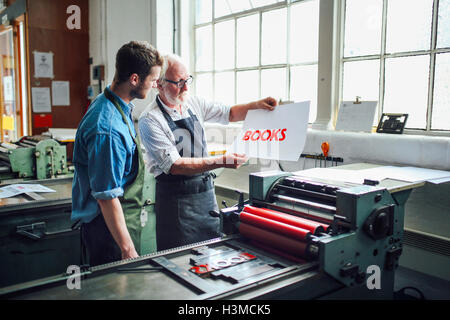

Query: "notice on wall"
left=2, top=115, right=15, bottom=131
left=2, top=76, right=14, bottom=102
left=228, top=101, right=310, bottom=161
left=52, top=81, right=70, bottom=106
left=335, top=101, right=378, bottom=133
left=31, top=87, right=52, bottom=113
left=33, top=51, right=54, bottom=78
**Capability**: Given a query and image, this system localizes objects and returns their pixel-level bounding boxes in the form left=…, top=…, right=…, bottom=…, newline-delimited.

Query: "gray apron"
left=155, top=96, right=220, bottom=251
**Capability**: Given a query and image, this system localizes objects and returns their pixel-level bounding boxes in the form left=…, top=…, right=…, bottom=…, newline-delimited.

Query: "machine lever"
left=235, top=191, right=244, bottom=210
left=209, top=210, right=220, bottom=218
left=17, top=229, right=41, bottom=240
left=16, top=222, right=78, bottom=240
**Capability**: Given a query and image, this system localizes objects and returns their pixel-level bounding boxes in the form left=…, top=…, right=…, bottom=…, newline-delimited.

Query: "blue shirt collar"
left=105, top=85, right=134, bottom=116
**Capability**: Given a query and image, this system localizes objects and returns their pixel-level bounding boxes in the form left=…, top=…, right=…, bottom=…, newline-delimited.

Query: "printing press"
left=0, top=167, right=423, bottom=299
left=0, top=135, right=78, bottom=288
left=0, top=135, right=73, bottom=184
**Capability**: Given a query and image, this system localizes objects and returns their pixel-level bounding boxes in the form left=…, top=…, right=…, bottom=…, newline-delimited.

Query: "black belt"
left=156, top=171, right=216, bottom=183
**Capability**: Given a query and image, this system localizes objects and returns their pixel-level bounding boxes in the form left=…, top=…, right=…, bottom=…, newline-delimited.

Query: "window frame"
left=192, top=0, right=319, bottom=115
left=338, top=0, right=450, bottom=135
left=188, top=0, right=450, bottom=136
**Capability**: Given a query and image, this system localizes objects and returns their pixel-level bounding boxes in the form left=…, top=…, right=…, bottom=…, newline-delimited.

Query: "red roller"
left=319, top=223, right=331, bottom=233
left=239, top=222, right=308, bottom=259
left=243, top=205, right=326, bottom=235
left=240, top=211, right=311, bottom=241
left=249, top=240, right=306, bottom=264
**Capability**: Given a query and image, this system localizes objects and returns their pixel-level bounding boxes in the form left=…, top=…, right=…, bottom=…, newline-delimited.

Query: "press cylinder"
left=239, top=222, right=311, bottom=259
left=240, top=211, right=312, bottom=241
left=243, top=205, right=328, bottom=235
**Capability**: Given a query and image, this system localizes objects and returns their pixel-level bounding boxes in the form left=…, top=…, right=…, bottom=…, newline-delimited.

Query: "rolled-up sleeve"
left=138, top=116, right=181, bottom=175
left=198, top=96, right=231, bottom=125
left=87, top=132, right=126, bottom=199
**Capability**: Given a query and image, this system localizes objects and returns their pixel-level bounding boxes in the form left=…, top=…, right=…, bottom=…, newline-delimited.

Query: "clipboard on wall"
left=335, top=97, right=378, bottom=133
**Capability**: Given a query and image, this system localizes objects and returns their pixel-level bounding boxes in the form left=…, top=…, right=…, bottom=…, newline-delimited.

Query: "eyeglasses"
left=164, top=75, right=193, bottom=88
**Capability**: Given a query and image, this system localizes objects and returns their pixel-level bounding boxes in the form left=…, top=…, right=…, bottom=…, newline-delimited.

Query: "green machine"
left=245, top=170, right=415, bottom=294
left=0, top=168, right=157, bottom=289
left=0, top=166, right=421, bottom=300
left=0, top=135, right=73, bottom=183
left=0, top=136, right=157, bottom=288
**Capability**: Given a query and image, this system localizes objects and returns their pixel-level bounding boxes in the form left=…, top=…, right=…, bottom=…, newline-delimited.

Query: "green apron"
left=104, top=89, right=157, bottom=255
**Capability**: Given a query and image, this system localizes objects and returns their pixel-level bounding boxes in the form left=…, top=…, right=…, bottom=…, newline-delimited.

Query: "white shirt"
left=138, top=95, right=231, bottom=177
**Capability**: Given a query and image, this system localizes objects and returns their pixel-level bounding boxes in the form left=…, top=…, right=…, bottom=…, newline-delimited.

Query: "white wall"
left=88, top=0, right=174, bottom=120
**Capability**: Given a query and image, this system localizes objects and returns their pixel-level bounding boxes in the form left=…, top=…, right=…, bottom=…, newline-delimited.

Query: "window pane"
left=195, top=73, right=213, bottom=101
left=237, top=70, right=259, bottom=103
left=386, top=0, right=433, bottom=53
left=195, top=0, right=212, bottom=24
left=261, top=8, right=287, bottom=65
left=195, top=25, right=213, bottom=71
left=215, top=0, right=252, bottom=17
left=215, top=71, right=235, bottom=106
left=290, top=0, right=319, bottom=63
left=342, top=60, right=380, bottom=101
left=237, top=14, right=260, bottom=68
left=437, top=0, right=450, bottom=48
left=384, top=55, right=430, bottom=129
left=228, top=0, right=252, bottom=13
left=261, top=68, right=286, bottom=101
left=290, top=65, right=318, bottom=123
left=342, top=60, right=380, bottom=125
left=250, top=0, right=283, bottom=8
left=215, top=20, right=235, bottom=70
left=432, top=53, right=450, bottom=130
left=215, top=0, right=231, bottom=18
left=343, top=0, right=382, bottom=57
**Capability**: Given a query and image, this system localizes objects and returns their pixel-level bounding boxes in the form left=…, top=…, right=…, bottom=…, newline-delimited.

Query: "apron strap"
left=156, top=95, right=199, bottom=127
left=103, top=88, right=144, bottom=157
left=156, top=95, right=178, bottom=131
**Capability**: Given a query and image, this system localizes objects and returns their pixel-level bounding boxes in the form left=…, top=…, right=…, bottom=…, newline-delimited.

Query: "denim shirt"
left=71, top=86, right=138, bottom=223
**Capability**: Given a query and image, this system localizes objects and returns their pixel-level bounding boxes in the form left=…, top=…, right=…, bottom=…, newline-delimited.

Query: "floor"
left=394, top=266, right=450, bottom=300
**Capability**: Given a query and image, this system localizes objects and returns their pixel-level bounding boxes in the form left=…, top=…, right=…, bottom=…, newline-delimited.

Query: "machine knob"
left=364, top=206, right=394, bottom=240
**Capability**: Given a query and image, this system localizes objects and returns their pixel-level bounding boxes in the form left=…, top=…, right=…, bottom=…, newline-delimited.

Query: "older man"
left=138, top=54, right=277, bottom=250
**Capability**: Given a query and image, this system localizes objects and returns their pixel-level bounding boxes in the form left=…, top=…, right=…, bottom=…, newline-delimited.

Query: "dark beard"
left=130, top=84, right=146, bottom=99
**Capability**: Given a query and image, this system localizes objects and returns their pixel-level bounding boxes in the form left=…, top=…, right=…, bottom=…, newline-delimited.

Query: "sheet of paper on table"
left=358, top=166, right=450, bottom=183
left=0, top=184, right=56, bottom=199
left=292, top=166, right=450, bottom=185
